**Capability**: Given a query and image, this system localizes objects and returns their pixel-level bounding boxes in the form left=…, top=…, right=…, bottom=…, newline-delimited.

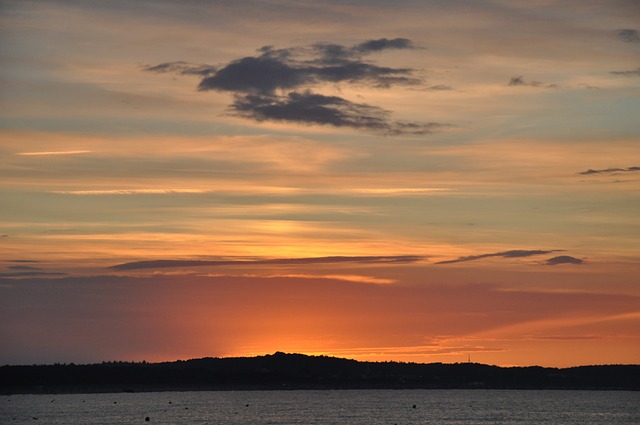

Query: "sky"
left=1, top=0, right=639, bottom=367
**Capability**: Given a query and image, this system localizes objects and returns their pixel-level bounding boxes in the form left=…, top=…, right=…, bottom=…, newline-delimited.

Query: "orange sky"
left=1, top=0, right=639, bottom=366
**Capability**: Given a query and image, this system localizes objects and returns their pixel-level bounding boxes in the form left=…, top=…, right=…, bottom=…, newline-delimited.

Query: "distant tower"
left=467, top=354, right=471, bottom=363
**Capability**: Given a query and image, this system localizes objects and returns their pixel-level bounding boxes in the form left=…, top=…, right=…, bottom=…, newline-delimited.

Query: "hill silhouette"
left=1, top=352, right=638, bottom=394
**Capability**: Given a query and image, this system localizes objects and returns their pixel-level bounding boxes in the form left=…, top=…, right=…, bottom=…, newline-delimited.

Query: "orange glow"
left=2, top=1, right=639, bottom=369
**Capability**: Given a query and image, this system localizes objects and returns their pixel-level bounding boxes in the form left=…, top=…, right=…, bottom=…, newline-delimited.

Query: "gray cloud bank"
left=145, top=38, right=448, bottom=135
left=111, top=255, right=425, bottom=271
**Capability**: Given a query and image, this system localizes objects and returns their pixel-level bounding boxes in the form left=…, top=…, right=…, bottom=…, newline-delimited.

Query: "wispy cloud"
left=507, top=76, right=557, bottom=89
left=351, top=187, right=452, bottom=195
left=158, top=272, right=396, bottom=285
left=267, top=273, right=396, bottom=285
left=616, top=29, right=640, bottom=43
left=145, top=38, right=449, bottom=135
left=436, top=250, right=560, bottom=265
left=50, top=189, right=211, bottom=195
left=579, top=166, right=640, bottom=175
left=143, top=61, right=217, bottom=76
left=5, top=260, right=41, bottom=263
left=610, top=68, right=640, bottom=77
left=426, top=84, right=453, bottom=91
left=0, top=271, right=67, bottom=278
left=111, top=255, right=425, bottom=271
left=8, top=265, right=40, bottom=271
left=16, top=150, right=92, bottom=156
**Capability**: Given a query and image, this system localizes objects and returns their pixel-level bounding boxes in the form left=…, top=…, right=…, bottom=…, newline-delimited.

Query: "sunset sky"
left=1, top=0, right=639, bottom=367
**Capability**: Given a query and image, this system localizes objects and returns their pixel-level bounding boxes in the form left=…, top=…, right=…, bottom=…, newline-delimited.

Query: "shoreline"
left=3, top=353, right=639, bottom=395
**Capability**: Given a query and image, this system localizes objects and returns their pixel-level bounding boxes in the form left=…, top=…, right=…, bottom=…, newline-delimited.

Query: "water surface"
left=2, top=389, right=638, bottom=424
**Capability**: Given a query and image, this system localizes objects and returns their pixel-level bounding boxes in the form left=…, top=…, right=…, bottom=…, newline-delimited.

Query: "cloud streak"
left=111, top=255, right=425, bottom=271
left=507, top=76, right=557, bottom=89
left=145, top=38, right=448, bottom=134
left=50, top=189, right=211, bottom=195
left=16, top=150, right=92, bottom=156
left=580, top=166, right=640, bottom=175
left=610, top=68, right=640, bottom=77
left=436, top=250, right=560, bottom=265
left=0, top=271, right=67, bottom=277
left=143, top=61, right=217, bottom=76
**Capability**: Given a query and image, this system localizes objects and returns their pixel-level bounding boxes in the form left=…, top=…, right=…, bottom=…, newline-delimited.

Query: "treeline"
left=1, top=352, right=638, bottom=394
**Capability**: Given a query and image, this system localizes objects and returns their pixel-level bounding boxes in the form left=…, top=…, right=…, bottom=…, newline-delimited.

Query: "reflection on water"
left=2, top=389, right=639, bottom=425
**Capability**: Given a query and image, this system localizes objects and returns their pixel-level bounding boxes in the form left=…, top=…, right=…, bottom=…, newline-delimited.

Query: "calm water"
left=2, top=389, right=638, bottom=424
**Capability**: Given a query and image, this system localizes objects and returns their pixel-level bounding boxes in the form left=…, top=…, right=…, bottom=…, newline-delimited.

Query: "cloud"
left=231, top=92, right=445, bottom=135
left=426, top=84, right=453, bottom=91
left=0, top=271, right=67, bottom=278
left=16, top=150, right=92, bottom=156
left=544, top=256, right=584, bottom=266
left=50, top=189, right=211, bottom=195
left=260, top=273, right=396, bottom=285
left=351, top=187, right=451, bottom=195
left=6, top=260, right=41, bottom=263
left=197, top=56, right=308, bottom=94
left=610, top=68, right=640, bottom=77
left=616, top=29, right=640, bottom=43
left=436, top=250, right=560, bottom=265
left=111, top=255, right=425, bottom=271
left=143, top=61, right=217, bottom=76
left=354, top=37, right=414, bottom=53
left=507, top=76, right=557, bottom=89
left=3, top=263, right=65, bottom=278
left=579, top=166, right=640, bottom=175
left=145, top=38, right=448, bottom=134
left=8, top=265, right=40, bottom=271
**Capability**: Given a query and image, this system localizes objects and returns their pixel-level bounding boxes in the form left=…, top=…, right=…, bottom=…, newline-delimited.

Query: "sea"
left=2, top=389, right=639, bottom=424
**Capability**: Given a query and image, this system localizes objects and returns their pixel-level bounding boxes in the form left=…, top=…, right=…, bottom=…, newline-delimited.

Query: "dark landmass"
left=1, top=352, right=638, bottom=394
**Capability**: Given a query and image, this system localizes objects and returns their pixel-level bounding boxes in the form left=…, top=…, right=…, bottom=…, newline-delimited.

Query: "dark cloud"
left=610, top=67, right=640, bottom=77
left=354, top=37, right=413, bottom=53
left=580, top=166, right=640, bottom=175
left=6, top=259, right=41, bottom=263
left=198, top=56, right=309, bottom=94
left=544, top=256, right=584, bottom=266
left=146, top=38, right=448, bottom=134
left=111, top=255, right=425, bottom=271
left=312, top=38, right=414, bottom=65
left=3, top=262, right=62, bottom=277
left=436, top=250, right=560, bottom=265
left=616, top=29, right=640, bottom=43
left=143, top=61, right=216, bottom=76
left=507, top=76, right=557, bottom=89
left=231, top=92, right=445, bottom=135
left=508, top=76, right=526, bottom=86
